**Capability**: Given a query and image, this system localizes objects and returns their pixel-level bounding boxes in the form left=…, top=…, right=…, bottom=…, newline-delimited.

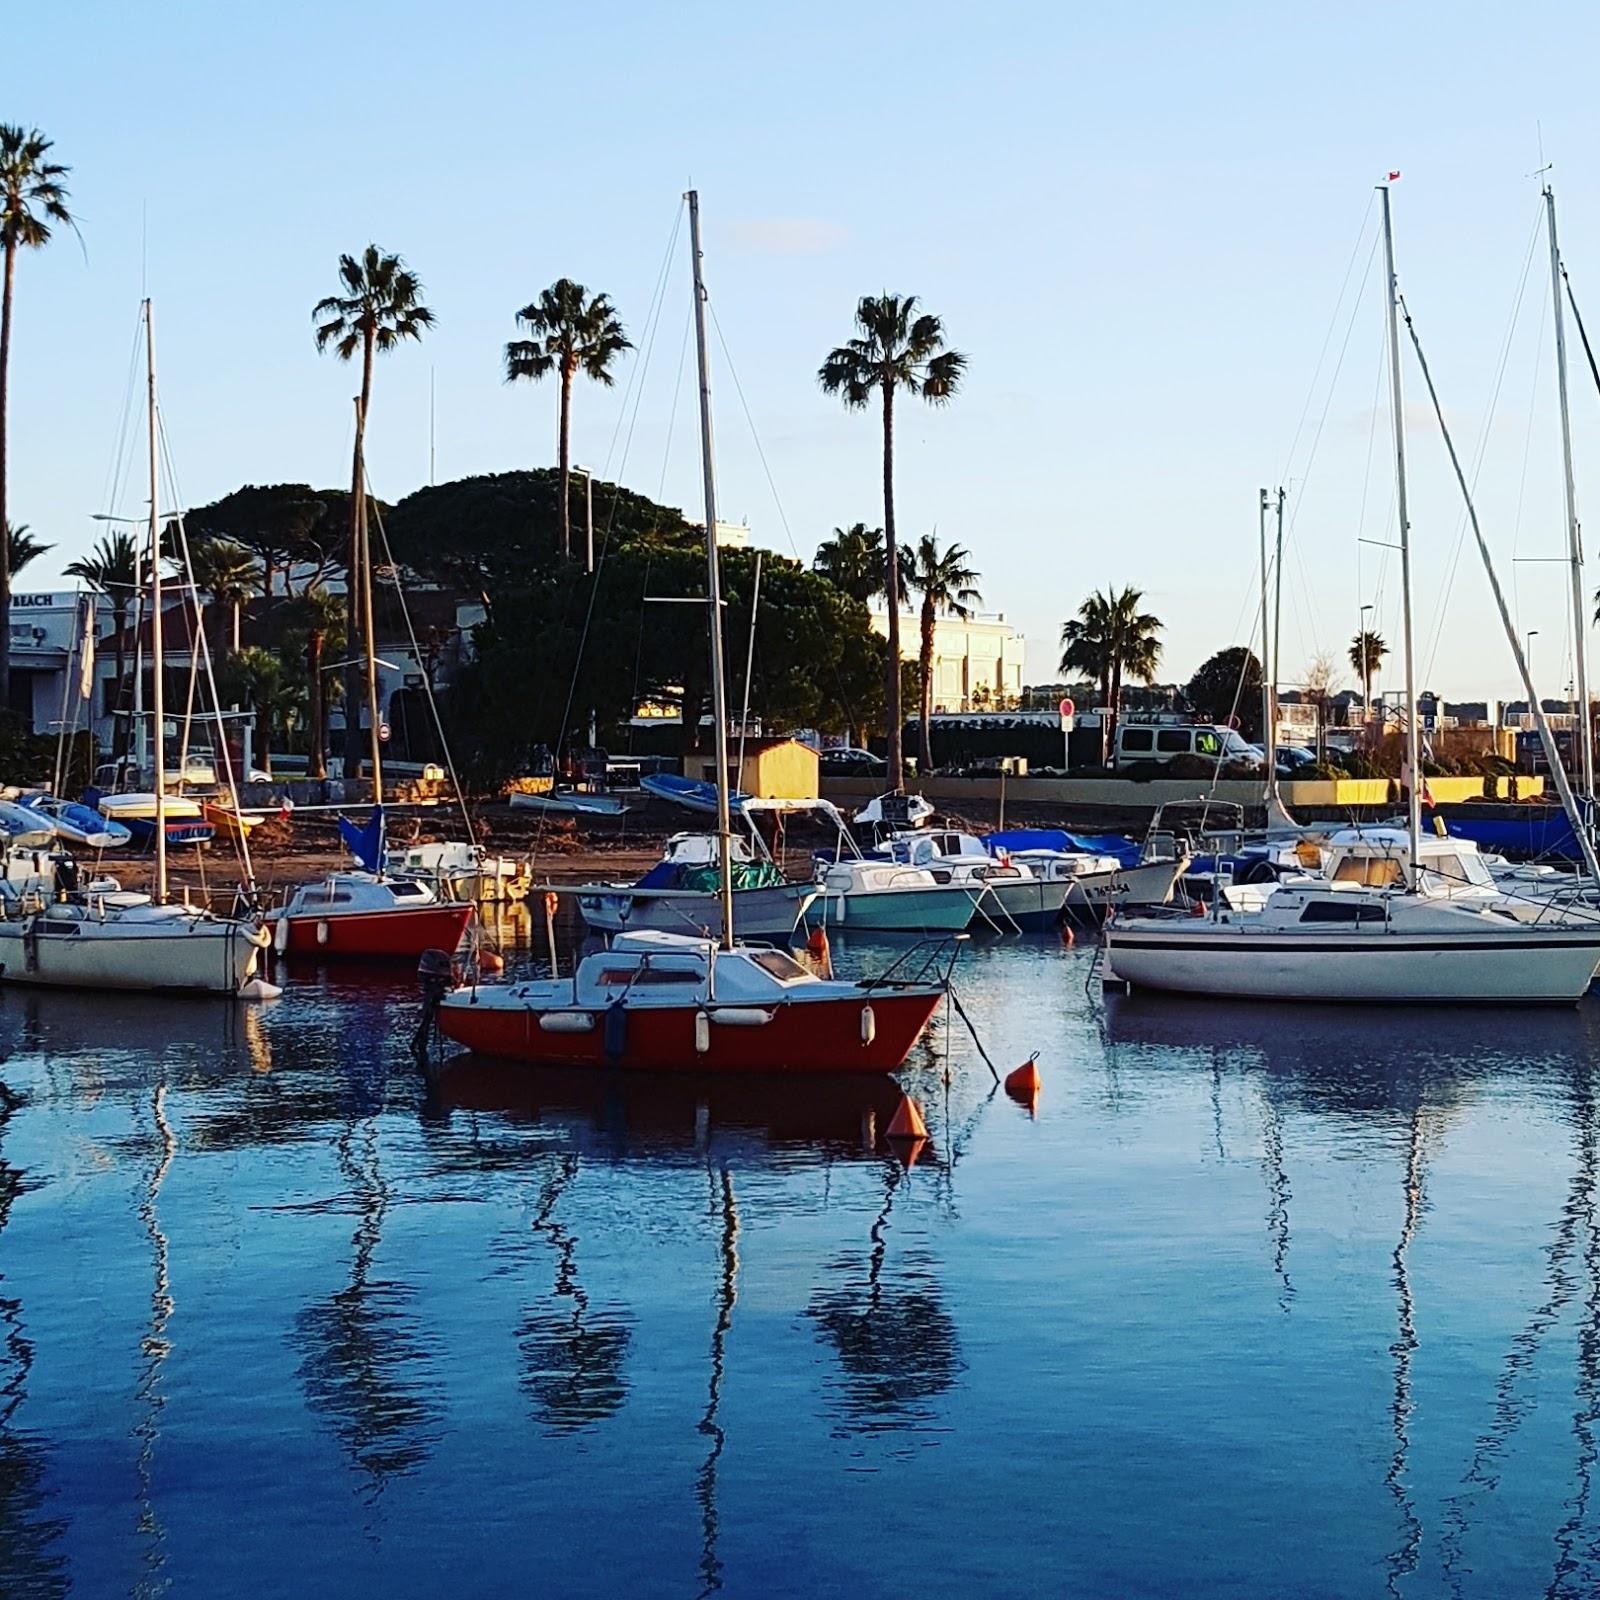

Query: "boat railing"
left=857, top=933, right=966, bottom=991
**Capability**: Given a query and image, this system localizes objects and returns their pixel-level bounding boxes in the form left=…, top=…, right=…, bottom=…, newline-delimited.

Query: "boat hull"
left=509, top=790, right=632, bottom=817
left=576, top=883, right=815, bottom=941
left=437, top=987, right=942, bottom=1074
left=0, top=916, right=264, bottom=993
left=815, top=886, right=977, bottom=932
left=1066, top=858, right=1186, bottom=915
left=1104, top=924, right=1600, bottom=1004
left=272, top=902, right=474, bottom=958
left=970, top=877, right=1071, bottom=931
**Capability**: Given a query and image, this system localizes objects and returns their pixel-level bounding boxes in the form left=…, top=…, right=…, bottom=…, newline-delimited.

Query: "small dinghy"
left=22, top=795, right=131, bottom=850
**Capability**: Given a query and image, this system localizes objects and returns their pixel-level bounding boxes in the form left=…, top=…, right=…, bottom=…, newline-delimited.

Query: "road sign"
left=378, top=721, right=391, bottom=744
left=1058, top=696, right=1075, bottom=734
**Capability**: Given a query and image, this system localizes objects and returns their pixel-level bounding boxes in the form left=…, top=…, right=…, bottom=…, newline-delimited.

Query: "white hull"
left=0, top=908, right=266, bottom=993
left=576, top=882, right=816, bottom=941
left=1066, top=858, right=1186, bottom=913
left=1104, top=922, right=1600, bottom=1004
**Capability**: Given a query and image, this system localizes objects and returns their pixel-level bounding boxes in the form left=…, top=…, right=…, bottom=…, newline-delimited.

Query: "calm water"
left=3, top=929, right=1600, bottom=1597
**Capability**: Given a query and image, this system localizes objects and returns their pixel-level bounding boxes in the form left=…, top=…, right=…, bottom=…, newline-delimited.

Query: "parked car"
left=1246, top=744, right=1320, bottom=776
left=819, top=747, right=888, bottom=778
left=1113, top=723, right=1263, bottom=771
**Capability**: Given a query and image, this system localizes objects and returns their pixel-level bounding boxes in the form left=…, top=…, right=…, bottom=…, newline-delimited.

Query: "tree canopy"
left=1185, top=646, right=1264, bottom=741
left=180, top=484, right=354, bottom=596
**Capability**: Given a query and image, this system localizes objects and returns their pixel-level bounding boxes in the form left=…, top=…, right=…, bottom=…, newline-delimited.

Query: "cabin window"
left=1121, top=728, right=1154, bottom=753
left=1156, top=729, right=1191, bottom=753
left=1298, top=899, right=1386, bottom=924
left=1423, top=854, right=1466, bottom=888
left=318, top=891, right=353, bottom=906
left=389, top=881, right=428, bottom=898
left=750, top=950, right=809, bottom=981
left=597, top=965, right=702, bottom=986
left=1331, top=857, right=1404, bottom=888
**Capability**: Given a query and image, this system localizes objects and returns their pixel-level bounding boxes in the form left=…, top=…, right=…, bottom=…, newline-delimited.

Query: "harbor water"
left=4, top=926, right=1600, bottom=1596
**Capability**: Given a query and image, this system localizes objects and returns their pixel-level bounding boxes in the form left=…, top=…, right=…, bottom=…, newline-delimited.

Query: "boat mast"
left=145, top=299, right=168, bottom=904
left=1273, top=485, right=1285, bottom=761
left=685, top=190, right=737, bottom=949
left=1258, top=489, right=1276, bottom=805
left=1546, top=182, right=1595, bottom=806
left=1380, top=183, right=1423, bottom=881
left=357, top=404, right=384, bottom=808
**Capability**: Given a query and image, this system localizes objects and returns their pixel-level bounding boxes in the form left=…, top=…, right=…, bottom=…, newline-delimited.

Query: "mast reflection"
left=132, top=1082, right=175, bottom=1598
left=694, top=1166, right=738, bottom=1599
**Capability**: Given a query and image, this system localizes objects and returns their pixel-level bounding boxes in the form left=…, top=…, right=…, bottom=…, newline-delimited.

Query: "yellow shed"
left=697, top=736, right=820, bottom=800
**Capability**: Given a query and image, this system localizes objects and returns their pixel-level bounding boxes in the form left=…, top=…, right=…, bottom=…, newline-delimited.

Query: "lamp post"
left=571, top=465, right=595, bottom=574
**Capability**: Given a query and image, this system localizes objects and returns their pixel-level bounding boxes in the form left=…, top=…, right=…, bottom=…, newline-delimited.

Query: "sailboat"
left=264, top=397, right=475, bottom=961
left=436, top=191, right=946, bottom=1072
left=0, top=301, right=271, bottom=995
left=1104, top=181, right=1600, bottom=1005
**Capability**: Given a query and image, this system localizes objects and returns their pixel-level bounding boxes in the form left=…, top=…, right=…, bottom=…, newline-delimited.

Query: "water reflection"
left=294, top=1119, right=442, bottom=1494
left=1386, top=1104, right=1425, bottom=1597
left=695, top=1167, right=738, bottom=1599
left=133, top=1083, right=176, bottom=1598
left=808, top=1161, right=962, bottom=1441
left=516, top=1154, right=632, bottom=1433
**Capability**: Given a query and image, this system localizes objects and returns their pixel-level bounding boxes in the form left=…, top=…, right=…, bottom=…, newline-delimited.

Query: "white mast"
left=145, top=299, right=168, bottom=903
left=685, top=190, right=737, bottom=949
left=1545, top=182, right=1595, bottom=805
left=1380, top=183, right=1423, bottom=880
left=1258, top=489, right=1276, bottom=806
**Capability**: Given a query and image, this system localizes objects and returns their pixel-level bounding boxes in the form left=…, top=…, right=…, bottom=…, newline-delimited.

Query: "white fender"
left=860, top=1005, right=876, bottom=1045
left=316, top=920, right=331, bottom=947
left=273, top=915, right=289, bottom=956
left=709, top=1008, right=774, bottom=1028
left=538, top=1012, right=595, bottom=1033
left=694, top=1010, right=711, bottom=1054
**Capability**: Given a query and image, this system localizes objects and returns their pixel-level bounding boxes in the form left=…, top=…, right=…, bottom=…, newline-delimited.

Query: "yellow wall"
left=700, top=739, right=820, bottom=799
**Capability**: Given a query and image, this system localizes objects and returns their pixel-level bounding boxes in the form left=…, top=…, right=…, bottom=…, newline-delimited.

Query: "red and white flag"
left=1388, top=170, right=1402, bottom=181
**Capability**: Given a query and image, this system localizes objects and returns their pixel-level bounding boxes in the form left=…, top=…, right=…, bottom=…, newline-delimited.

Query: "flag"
left=77, top=597, right=96, bottom=701
left=1401, top=761, right=1436, bottom=808
left=1388, top=170, right=1401, bottom=181
left=338, top=805, right=386, bottom=873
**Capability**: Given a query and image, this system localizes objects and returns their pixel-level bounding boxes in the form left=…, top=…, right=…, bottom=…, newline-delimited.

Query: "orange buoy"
left=1189, top=898, right=1207, bottom=917
left=1059, top=924, right=1075, bottom=947
left=480, top=950, right=505, bottom=974
left=887, top=1094, right=928, bottom=1141
left=1005, top=1052, right=1042, bottom=1097
left=895, top=1135, right=928, bottom=1169
left=807, top=923, right=832, bottom=976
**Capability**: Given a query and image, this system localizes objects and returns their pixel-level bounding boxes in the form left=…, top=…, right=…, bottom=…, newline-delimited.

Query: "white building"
left=868, top=608, right=1026, bottom=711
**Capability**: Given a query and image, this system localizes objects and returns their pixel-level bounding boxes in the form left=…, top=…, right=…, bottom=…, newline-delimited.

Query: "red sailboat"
left=434, top=191, right=945, bottom=1074
left=268, top=870, right=474, bottom=959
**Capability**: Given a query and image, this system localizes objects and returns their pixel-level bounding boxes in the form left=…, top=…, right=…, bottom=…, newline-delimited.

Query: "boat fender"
left=860, top=1004, right=876, bottom=1045
left=604, top=999, right=628, bottom=1060
left=539, top=1012, right=595, bottom=1034
left=709, top=1007, right=773, bottom=1027
left=694, top=1009, right=711, bottom=1054
left=273, top=916, right=290, bottom=956
left=316, top=920, right=331, bottom=947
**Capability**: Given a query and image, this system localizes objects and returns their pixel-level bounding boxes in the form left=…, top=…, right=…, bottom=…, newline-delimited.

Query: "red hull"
left=277, top=903, right=473, bottom=958
left=437, top=989, right=941, bottom=1075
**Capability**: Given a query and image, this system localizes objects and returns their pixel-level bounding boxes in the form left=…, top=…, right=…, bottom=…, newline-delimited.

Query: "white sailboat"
left=0, top=301, right=271, bottom=995
left=1105, top=181, right=1600, bottom=1005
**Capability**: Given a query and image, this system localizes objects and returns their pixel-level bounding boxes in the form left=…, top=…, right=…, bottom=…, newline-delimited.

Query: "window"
left=1156, top=729, right=1191, bottom=753
left=1331, top=857, right=1404, bottom=888
left=597, top=965, right=702, bottom=986
left=1298, top=899, right=1386, bottom=924
left=750, top=949, right=808, bottom=981
left=389, top=881, right=428, bottom=898
left=1121, top=728, right=1154, bottom=753
left=1195, top=731, right=1221, bottom=756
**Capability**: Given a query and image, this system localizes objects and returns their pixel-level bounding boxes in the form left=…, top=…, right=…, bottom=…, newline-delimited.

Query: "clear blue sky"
left=10, top=0, right=1600, bottom=701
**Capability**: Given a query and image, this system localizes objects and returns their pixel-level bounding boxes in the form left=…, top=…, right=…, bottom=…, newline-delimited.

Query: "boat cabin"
left=1316, top=828, right=1498, bottom=898
left=568, top=930, right=819, bottom=1007
left=281, top=872, right=440, bottom=917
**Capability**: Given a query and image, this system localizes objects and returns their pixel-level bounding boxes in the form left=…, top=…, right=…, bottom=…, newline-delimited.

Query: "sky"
left=9, top=0, right=1600, bottom=702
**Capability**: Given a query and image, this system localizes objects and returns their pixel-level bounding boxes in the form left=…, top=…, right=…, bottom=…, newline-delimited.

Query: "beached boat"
left=510, top=788, right=633, bottom=817
left=267, top=871, right=475, bottom=958
left=20, top=796, right=130, bottom=850
left=641, top=773, right=749, bottom=815
left=96, top=791, right=215, bottom=847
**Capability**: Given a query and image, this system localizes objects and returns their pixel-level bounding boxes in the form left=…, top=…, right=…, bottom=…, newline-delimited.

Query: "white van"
left=1113, top=722, right=1262, bottom=770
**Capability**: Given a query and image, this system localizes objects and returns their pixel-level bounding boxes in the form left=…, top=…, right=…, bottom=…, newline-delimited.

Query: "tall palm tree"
left=65, top=532, right=138, bottom=753
left=812, top=523, right=887, bottom=605
left=187, top=537, right=258, bottom=654
left=288, top=587, right=345, bottom=781
left=504, top=280, right=631, bottom=562
left=314, top=245, right=433, bottom=780
left=0, top=127, right=73, bottom=698
left=1348, top=629, right=1387, bottom=711
left=819, top=295, right=966, bottom=789
left=1059, top=586, right=1163, bottom=761
left=5, top=523, right=50, bottom=579
left=902, top=534, right=981, bottom=772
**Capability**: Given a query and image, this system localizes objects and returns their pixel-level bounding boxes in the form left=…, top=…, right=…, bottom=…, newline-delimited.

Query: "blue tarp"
left=985, top=828, right=1142, bottom=868
left=1444, top=814, right=1581, bottom=862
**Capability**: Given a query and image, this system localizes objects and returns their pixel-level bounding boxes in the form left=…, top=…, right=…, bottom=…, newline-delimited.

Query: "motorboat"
left=573, top=830, right=816, bottom=942
left=1103, top=882, right=1600, bottom=1004
left=509, top=788, right=634, bottom=817
left=875, top=829, right=1070, bottom=930
left=95, top=791, right=215, bottom=847
left=436, top=929, right=945, bottom=1074
left=852, top=792, right=934, bottom=830
left=812, top=857, right=978, bottom=933
left=985, top=828, right=1189, bottom=915
left=384, top=839, right=530, bottom=902
left=267, top=872, right=476, bottom=958
left=0, top=884, right=270, bottom=993
left=19, top=795, right=131, bottom=850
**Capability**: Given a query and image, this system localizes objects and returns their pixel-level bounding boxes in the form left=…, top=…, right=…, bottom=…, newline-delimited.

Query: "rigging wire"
left=1508, top=273, right=1551, bottom=646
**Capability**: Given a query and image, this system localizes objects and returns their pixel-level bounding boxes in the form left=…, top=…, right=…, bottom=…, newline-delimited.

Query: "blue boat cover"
left=985, top=828, right=1141, bottom=868
left=340, top=805, right=386, bottom=873
left=1444, top=814, right=1580, bottom=861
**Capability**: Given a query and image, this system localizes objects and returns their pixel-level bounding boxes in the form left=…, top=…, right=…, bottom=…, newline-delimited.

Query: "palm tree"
left=314, top=245, right=433, bottom=780
left=504, top=281, right=631, bottom=561
left=187, top=537, right=259, bottom=654
left=1348, top=629, right=1388, bottom=713
left=901, top=534, right=981, bottom=771
left=218, top=647, right=303, bottom=775
left=0, top=127, right=73, bottom=697
left=5, top=523, right=50, bottom=579
left=65, top=532, right=139, bottom=743
left=819, top=295, right=966, bottom=789
left=287, top=587, right=345, bottom=781
left=812, top=523, right=887, bottom=604
left=1059, top=587, right=1163, bottom=761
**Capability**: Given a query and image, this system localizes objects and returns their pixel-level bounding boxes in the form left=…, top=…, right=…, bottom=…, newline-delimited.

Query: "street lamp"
left=571, top=465, right=595, bottom=575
